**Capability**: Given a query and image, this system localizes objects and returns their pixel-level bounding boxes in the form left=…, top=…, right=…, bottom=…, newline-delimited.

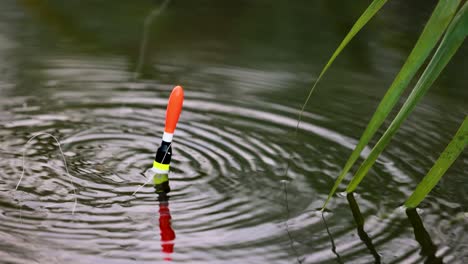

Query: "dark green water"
left=0, top=0, right=467, bottom=263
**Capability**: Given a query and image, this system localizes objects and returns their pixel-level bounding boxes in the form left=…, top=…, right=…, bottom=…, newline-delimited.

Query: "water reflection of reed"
left=345, top=192, right=445, bottom=264
left=406, top=208, right=443, bottom=264
left=346, top=193, right=381, bottom=264
left=321, top=213, right=344, bottom=264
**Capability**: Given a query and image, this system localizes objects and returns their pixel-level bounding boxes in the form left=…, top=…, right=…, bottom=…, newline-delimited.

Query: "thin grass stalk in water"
left=295, top=0, right=388, bottom=134
left=16, top=133, right=78, bottom=215
left=133, top=0, right=171, bottom=79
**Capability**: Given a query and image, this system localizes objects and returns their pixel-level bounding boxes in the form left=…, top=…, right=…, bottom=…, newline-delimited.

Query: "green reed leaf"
left=322, top=0, right=462, bottom=209
left=296, top=0, right=388, bottom=131
left=405, top=116, right=468, bottom=208
left=346, top=2, right=468, bottom=193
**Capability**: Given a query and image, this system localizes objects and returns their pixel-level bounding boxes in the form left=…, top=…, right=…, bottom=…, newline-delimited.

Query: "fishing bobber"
left=152, top=85, right=184, bottom=193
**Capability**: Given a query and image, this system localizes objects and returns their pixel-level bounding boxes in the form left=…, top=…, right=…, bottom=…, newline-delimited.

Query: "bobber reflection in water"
left=151, top=85, right=184, bottom=193
left=158, top=194, right=175, bottom=261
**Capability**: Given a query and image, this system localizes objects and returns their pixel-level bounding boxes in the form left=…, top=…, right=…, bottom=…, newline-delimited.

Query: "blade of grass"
left=405, top=116, right=468, bottom=208
left=296, top=0, right=388, bottom=131
left=346, top=2, right=468, bottom=193
left=322, top=0, right=462, bottom=209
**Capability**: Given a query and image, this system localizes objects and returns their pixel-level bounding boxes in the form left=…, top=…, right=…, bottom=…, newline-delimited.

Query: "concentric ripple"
left=0, top=54, right=466, bottom=263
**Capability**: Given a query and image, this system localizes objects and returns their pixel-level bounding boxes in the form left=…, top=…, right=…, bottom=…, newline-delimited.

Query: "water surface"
left=0, top=1, right=467, bottom=263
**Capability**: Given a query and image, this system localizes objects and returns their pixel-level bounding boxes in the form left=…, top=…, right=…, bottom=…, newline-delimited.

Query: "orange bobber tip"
left=164, top=85, right=184, bottom=134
